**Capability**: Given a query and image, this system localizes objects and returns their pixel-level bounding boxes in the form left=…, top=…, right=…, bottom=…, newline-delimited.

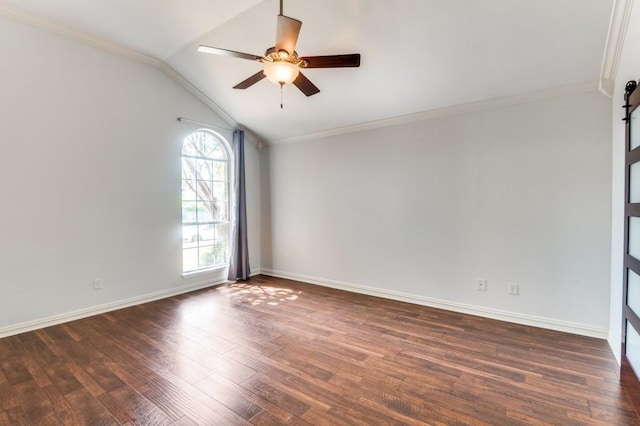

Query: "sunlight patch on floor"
left=221, top=283, right=302, bottom=306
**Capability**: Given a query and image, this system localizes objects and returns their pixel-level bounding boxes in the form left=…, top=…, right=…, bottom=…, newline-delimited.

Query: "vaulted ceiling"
left=0, top=0, right=614, bottom=143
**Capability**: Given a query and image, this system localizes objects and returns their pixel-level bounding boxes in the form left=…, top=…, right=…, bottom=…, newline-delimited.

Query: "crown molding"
left=0, top=2, right=265, bottom=149
left=269, top=80, right=600, bottom=146
left=159, top=63, right=264, bottom=149
left=160, top=62, right=238, bottom=129
left=0, top=2, right=161, bottom=67
left=599, top=0, right=635, bottom=97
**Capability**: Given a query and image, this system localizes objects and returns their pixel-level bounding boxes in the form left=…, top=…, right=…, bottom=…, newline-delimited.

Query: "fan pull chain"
left=280, top=83, right=284, bottom=109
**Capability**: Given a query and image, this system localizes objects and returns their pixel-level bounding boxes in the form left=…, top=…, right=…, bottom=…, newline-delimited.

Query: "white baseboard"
left=260, top=269, right=609, bottom=339
left=1, top=268, right=607, bottom=341
left=0, top=277, right=228, bottom=339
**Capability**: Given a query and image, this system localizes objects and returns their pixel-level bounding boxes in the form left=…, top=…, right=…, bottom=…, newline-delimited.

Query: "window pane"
left=182, top=225, right=198, bottom=242
left=631, top=162, right=640, bottom=203
left=211, top=240, right=229, bottom=266
left=630, top=217, right=640, bottom=261
left=182, top=140, right=201, bottom=157
left=627, top=321, right=640, bottom=378
left=629, top=269, right=640, bottom=318
left=189, top=132, right=215, bottom=157
left=214, top=245, right=228, bottom=265
left=197, top=201, right=215, bottom=222
left=208, top=143, right=226, bottom=160
left=196, top=159, right=213, bottom=181
left=195, top=180, right=214, bottom=202
left=181, top=158, right=197, bottom=180
left=182, top=180, right=196, bottom=201
left=199, top=224, right=214, bottom=242
left=215, top=202, right=228, bottom=221
left=199, top=246, right=215, bottom=269
left=182, top=201, right=197, bottom=223
left=182, top=225, right=215, bottom=244
left=213, top=182, right=227, bottom=202
left=632, top=107, right=640, bottom=151
left=214, top=162, right=227, bottom=181
left=200, top=136, right=217, bottom=158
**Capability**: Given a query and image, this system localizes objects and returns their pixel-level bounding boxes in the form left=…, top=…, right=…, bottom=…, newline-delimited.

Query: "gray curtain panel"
left=228, top=129, right=251, bottom=280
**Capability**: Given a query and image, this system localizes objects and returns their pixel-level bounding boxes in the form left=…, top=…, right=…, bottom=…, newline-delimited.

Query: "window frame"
left=180, top=129, right=233, bottom=274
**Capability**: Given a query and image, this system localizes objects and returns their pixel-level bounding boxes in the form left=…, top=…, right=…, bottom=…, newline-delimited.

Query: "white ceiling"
left=0, top=0, right=613, bottom=142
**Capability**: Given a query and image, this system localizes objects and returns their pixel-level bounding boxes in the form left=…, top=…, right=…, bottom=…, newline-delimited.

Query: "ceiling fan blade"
left=275, top=15, right=302, bottom=56
left=300, top=54, right=361, bottom=68
left=197, top=45, right=262, bottom=61
left=293, top=72, right=320, bottom=97
left=233, top=71, right=266, bottom=89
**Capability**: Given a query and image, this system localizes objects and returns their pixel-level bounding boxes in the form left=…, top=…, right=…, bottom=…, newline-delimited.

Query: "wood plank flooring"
left=0, top=274, right=638, bottom=425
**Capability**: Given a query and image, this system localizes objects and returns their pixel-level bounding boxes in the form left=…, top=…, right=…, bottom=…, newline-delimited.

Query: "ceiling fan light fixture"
left=263, top=61, right=299, bottom=85
left=197, top=0, right=360, bottom=97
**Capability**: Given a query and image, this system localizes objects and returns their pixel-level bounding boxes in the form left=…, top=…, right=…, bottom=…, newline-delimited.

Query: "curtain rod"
left=177, top=117, right=234, bottom=133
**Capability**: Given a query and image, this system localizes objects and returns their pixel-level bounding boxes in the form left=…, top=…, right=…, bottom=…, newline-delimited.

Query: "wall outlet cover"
left=477, top=279, right=488, bottom=291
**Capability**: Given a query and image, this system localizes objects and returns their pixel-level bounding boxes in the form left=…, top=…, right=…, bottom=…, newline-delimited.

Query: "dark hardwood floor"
left=0, top=275, right=638, bottom=425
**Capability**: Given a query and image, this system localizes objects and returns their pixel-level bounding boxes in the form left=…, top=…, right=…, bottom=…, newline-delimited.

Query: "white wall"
left=263, top=91, right=612, bottom=335
left=609, top=3, right=640, bottom=364
left=0, top=15, right=261, bottom=332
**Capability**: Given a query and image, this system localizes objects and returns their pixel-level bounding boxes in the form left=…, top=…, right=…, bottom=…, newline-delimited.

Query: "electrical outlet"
left=93, top=279, right=102, bottom=291
left=477, top=279, right=488, bottom=291
left=508, top=282, right=519, bottom=295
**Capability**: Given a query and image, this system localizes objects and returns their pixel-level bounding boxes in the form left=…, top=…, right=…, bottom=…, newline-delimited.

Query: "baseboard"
left=2, top=268, right=607, bottom=341
left=260, top=269, right=609, bottom=339
left=0, top=277, right=228, bottom=339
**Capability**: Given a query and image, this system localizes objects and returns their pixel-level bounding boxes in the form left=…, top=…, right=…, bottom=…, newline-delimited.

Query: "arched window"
left=181, top=130, right=231, bottom=273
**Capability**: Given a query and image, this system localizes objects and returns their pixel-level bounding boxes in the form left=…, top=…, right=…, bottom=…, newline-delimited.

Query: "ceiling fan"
left=197, top=0, right=360, bottom=103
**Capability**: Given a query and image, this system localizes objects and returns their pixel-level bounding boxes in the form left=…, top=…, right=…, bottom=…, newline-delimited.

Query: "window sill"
left=181, top=265, right=228, bottom=280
